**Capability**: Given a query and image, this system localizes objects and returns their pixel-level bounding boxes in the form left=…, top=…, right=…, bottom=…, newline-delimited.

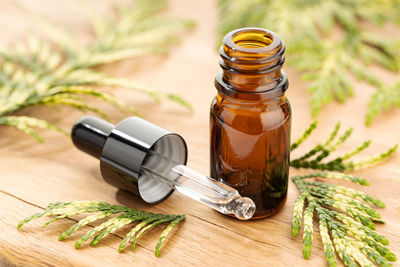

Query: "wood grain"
left=0, top=0, right=400, bottom=266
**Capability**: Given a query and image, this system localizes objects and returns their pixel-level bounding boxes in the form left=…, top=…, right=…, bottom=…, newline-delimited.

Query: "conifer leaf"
left=0, top=0, right=193, bottom=142
left=290, top=120, right=397, bottom=266
left=0, top=116, right=67, bottom=143
left=291, top=174, right=396, bottom=266
left=366, top=79, right=400, bottom=126
left=291, top=121, right=397, bottom=171
left=18, top=201, right=185, bottom=257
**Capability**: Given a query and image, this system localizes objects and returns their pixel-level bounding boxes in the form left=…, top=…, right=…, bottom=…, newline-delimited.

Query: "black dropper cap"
left=72, top=116, right=188, bottom=204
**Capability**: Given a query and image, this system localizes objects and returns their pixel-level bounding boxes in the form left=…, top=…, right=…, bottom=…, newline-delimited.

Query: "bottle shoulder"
left=210, top=96, right=291, bottom=133
left=211, top=95, right=291, bottom=113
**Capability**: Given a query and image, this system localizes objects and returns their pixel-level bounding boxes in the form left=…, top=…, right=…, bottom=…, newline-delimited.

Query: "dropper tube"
left=141, top=150, right=256, bottom=220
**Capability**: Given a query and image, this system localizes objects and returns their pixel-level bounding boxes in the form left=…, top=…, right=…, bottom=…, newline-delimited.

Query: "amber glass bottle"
left=210, top=27, right=291, bottom=219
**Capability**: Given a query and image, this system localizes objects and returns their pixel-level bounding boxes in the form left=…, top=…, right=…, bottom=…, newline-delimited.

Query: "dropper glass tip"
left=232, top=197, right=256, bottom=220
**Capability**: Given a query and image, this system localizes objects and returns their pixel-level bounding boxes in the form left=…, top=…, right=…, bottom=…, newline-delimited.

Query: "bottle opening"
left=222, top=28, right=283, bottom=60
left=232, top=31, right=273, bottom=49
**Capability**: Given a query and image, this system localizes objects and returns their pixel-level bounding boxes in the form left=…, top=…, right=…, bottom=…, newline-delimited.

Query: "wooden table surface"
left=1, top=1, right=400, bottom=266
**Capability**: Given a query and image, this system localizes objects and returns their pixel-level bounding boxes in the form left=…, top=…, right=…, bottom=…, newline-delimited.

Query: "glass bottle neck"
left=215, top=27, right=287, bottom=101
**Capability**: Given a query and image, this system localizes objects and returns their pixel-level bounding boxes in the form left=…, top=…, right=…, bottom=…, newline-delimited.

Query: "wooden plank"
left=0, top=0, right=400, bottom=266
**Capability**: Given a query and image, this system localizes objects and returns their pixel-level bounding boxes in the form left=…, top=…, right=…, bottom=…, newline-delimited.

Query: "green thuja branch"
left=217, top=0, right=400, bottom=124
left=366, top=77, right=400, bottom=126
left=291, top=174, right=396, bottom=266
left=18, top=201, right=185, bottom=257
left=0, top=0, right=193, bottom=142
left=290, top=121, right=397, bottom=266
left=290, top=121, right=397, bottom=171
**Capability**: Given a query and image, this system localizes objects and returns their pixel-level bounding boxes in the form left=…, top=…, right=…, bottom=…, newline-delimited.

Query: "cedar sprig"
left=291, top=174, right=396, bottom=267
left=17, top=201, right=185, bottom=257
left=366, top=78, right=400, bottom=126
left=0, top=0, right=193, bottom=142
left=217, top=0, right=400, bottom=125
left=290, top=120, right=397, bottom=266
left=290, top=121, right=397, bottom=171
